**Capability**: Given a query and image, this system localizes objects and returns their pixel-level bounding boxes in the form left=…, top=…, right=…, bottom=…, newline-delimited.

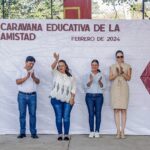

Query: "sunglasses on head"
left=116, top=55, right=124, bottom=59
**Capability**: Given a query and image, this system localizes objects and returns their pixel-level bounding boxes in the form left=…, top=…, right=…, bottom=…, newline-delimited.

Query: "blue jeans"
left=51, top=98, right=73, bottom=135
left=17, top=92, right=37, bottom=135
left=85, top=93, right=103, bottom=132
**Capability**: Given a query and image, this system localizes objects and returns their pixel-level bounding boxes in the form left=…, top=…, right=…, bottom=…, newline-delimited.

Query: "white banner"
left=0, top=20, right=150, bottom=135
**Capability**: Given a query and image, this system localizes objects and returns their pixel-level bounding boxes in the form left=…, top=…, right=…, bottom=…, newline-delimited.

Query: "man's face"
left=25, top=61, right=35, bottom=70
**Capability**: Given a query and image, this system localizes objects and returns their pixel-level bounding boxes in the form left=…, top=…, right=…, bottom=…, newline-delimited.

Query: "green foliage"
left=102, top=0, right=150, bottom=7
left=130, top=3, right=142, bottom=11
left=102, top=0, right=150, bottom=5
left=0, top=0, right=63, bottom=19
left=0, top=0, right=150, bottom=19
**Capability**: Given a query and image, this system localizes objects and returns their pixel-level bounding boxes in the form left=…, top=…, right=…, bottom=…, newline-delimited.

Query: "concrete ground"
left=0, top=135, right=150, bottom=150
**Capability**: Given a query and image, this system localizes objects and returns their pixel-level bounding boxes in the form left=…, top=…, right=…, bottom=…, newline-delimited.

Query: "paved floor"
left=0, top=135, right=150, bottom=150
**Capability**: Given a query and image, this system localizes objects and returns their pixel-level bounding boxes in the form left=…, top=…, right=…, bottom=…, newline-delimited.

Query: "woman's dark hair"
left=57, top=60, right=72, bottom=77
left=91, top=59, right=101, bottom=72
left=115, top=50, right=124, bottom=57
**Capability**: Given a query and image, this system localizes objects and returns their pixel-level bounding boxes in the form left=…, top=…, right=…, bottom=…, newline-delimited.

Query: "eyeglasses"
left=116, top=56, right=124, bottom=59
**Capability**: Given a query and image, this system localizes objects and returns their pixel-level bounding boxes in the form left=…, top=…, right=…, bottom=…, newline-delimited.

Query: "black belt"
left=19, top=91, right=36, bottom=95
left=86, top=93, right=102, bottom=97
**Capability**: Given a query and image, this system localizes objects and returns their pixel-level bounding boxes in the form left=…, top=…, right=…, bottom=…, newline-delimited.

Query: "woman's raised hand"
left=51, top=53, right=59, bottom=69
left=53, top=52, right=59, bottom=61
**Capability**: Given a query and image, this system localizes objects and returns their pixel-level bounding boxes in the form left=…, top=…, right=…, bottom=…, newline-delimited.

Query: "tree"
left=101, top=0, right=135, bottom=18
left=102, top=0, right=150, bottom=19
left=0, top=0, right=63, bottom=19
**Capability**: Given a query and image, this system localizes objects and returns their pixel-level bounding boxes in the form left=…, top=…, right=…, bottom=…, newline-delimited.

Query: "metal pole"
left=51, top=0, right=53, bottom=19
left=142, top=0, right=145, bottom=19
left=2, top=0, right=5, bottom=18
left=8, top=0, right=12, bottom=19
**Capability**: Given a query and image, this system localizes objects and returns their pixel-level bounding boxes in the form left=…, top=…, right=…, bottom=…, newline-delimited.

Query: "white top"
left=50, top=68, right=76, bottom=103
left=84, top=71, right=106, bottom=94
left=16, top=68, right=38, bottom=93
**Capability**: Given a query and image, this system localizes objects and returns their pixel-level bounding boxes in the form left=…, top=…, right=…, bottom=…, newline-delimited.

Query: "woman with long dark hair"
left=50, top=53, right=76, bottom=141
left=84, top=59, right=106, bottom=138
left=109, top=50, right=132, bottom=139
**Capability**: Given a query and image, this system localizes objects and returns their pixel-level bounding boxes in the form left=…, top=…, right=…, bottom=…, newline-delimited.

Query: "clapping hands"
left=26, top=70, right=36, bottom=80
left=98, top=76, right=103, bottom=87
left=89, top=74, right=93, bottom=82
left=116, top=66, right=124, bottom=76
left=31, top=71, right=35, bottom=79
left=26, top=72, right=31, bottom=79
left=120, top=66, right=124, bottom=74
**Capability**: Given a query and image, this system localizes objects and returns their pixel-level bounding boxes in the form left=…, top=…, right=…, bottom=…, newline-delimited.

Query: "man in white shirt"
left=16, top=56, right=40, bottom=139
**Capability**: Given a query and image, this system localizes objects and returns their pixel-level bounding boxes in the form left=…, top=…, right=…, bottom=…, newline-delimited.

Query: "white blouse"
left=50, top=68, right=76, bottom=103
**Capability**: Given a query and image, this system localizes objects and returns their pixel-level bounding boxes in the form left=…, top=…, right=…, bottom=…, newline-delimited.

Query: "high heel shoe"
left=116, top=131, right=121, bottom=139
left=121, top=131, right=126, bottom=139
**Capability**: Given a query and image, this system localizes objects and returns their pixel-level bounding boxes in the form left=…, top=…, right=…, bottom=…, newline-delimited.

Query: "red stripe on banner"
left=64, top=0, right=91, bottom=19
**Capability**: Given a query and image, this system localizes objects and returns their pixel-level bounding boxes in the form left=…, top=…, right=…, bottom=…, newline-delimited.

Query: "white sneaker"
left=95, top=132, right=100, bottom=138
left=89, top=132, right=95, bottom=138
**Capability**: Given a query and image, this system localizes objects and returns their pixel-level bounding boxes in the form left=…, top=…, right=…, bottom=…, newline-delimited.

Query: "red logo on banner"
left=141, top=62, right=150, bottom=94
